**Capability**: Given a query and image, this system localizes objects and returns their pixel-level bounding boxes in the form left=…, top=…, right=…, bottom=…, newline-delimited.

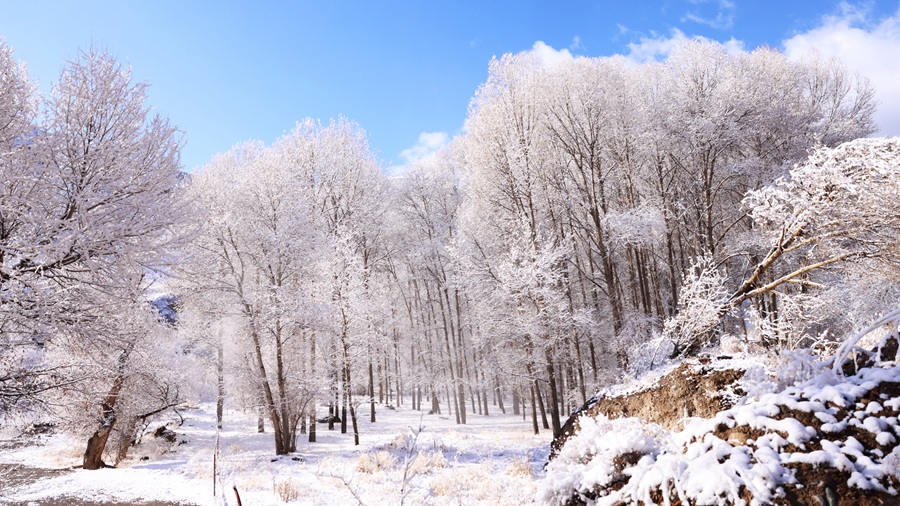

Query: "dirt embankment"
left=551, top=357, right=746, bottom=459
left=548, top=356, right=900, bottom=506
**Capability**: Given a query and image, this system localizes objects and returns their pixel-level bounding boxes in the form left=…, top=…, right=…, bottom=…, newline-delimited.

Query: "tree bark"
left=84, top=348, right=131, bottom=470
left=545, top=348, right=561, bottom=436
left=216, top=336, right=225, bottom=430
left=369, top=359, right=376, bottom=423
left=529, top=384, right=539, bottom=435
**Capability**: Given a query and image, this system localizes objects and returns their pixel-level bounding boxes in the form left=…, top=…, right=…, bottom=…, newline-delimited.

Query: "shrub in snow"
left=507, top=455, right=534, bottom=478
left=625, top=333, right=675, bottom=378
left=741, top=348, right=826, bottom=401
left=356, top=450, right=398, bottom=473
left=273, top=476, right=302, bottom=502
left=408, top=450, right=448, bottom=475
left=539, top=415, right=667, bottom=505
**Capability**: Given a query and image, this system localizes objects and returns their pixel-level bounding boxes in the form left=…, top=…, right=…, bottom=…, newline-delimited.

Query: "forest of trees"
left=2, top=37, right=897, bottom=465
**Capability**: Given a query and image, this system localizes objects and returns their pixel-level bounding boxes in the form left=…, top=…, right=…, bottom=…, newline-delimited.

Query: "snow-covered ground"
left=0, top=403, right=549, bottom=505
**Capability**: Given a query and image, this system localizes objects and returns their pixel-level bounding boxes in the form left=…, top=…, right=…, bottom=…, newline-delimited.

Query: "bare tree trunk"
left=451, top=289, right=468, bottom=425
left=495, top=376, right=506, bottom=414
left=309, top=330, right=317, bottom=443
left=535, top=378, right=549, bottom=430
left=341, top=382, right=348, bottom=435
left=433, top=283, right=462, bottom=424
left=544, top=347, right=560, bottom=437
left=248, top=323, right=284, bottom=453
left=114, top=416, right=138, bottom=466
left=431, top=388, right=440, bottom=414
left=340, top=321, right=360, bottom=445
left=545, top=348, right=561, bottom=436
left=329, top=359, right=338, bottom=431
left=84, top=348, right=131, bottom=470
left=216, top=336, right=225, bottom=430
left=394, top=325, right=403, bottom=407
left=479, top=366, right=489, bottom=416
left=369, top=359, right=376, bottom=423
left=528, top=384, right=539, bottom=435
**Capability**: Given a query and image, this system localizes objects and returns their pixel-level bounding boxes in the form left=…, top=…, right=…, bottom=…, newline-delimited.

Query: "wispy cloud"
left=782, top=4, right=900, bottom=136
left=399, top=131, right=450, bottom=164
left=569, top=35, right=584, bottom=52
left=683, top=0, right=737, bottom=30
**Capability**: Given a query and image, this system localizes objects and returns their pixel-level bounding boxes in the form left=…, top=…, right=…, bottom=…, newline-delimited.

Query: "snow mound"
left=542, top=361, right=900, bottom=505
left=551, top=355, right=754, bottom=460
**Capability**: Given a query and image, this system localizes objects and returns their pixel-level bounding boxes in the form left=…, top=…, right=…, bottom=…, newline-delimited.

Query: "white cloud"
left=626, top=28, right=692, bottom=62
left=398, top=131, right=450, bottom=166
left=528, top=41, right=575, bottom=67
left=783, top=5, right=900, bottom=136
left=625, top=28, right=744, bottom=62
left=683, top=0, right=737, bottom=30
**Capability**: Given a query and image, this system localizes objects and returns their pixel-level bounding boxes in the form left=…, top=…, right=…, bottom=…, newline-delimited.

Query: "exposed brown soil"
left=551, top=358, right=900, bottom=506
left=551, top=356, right=747, bottom=460
left=0, top=463, right=70, bottom=492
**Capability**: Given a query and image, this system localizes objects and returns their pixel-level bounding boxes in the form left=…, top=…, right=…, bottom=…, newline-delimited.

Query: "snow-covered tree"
left=186, top=118, right=387, bottom=452
left=188, top=141, right=322, bottom=454
left=0, top=45, right=190, bottom=468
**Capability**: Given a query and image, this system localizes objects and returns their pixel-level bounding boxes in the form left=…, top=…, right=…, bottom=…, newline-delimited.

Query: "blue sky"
left=2, top=1, right=899, bottom=172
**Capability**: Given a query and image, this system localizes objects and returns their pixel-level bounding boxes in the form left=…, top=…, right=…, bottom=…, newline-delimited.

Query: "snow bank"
left=541, top=361, right=900, bottom=505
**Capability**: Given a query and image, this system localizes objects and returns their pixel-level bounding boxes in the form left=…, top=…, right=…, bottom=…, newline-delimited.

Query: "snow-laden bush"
left=663, top=256, right=729, bottom=357
left=624, top=333, right=675, bottom=378
left=741, top=348, right=825, bottom=401
left=539, top=415, right=667, bottom=506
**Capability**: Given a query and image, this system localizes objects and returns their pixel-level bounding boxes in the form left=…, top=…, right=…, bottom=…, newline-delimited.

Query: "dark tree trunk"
left=84, top=349, right=131, bottom=470
left=529, top=384, right=539, bottom=435
left=546, top=347, right=562, bottom=436
left=114, top=416, right=139, bottom=466
left=535, top=379, right=549, bottom=430
left=83, top=423, right=115, bottom=470
left=216, top=337, right=225, bottom=430
left=369, top=359, right=376, bottom=423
